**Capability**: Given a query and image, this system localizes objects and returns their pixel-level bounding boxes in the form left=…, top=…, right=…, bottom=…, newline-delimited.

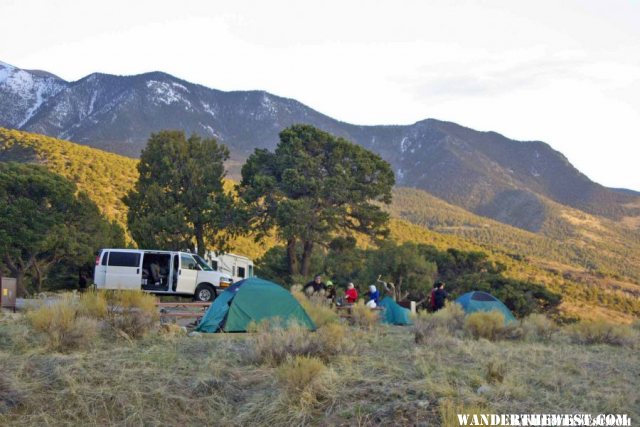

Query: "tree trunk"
left=4, top=255, right=27, bottom=297
left=33, top=261, right=43, bottom=294
left=287, top=238, right=299, bottom=276
left=396, top=275, right=403, bottom=301
left=300, top=240, right=314, bottom=277
left=194, top=223, right=205, bottom=257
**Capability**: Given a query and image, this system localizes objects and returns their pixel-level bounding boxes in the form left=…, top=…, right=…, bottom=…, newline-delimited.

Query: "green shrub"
left=566, top=320, right=637, bottom=347
left=463, top=311, right=505, bottom=341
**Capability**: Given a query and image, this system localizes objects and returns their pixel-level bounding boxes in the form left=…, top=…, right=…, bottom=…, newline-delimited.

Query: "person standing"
left=434, top=282, right=448, bottom=311
left=325, top=280, right=337, bottom=304
left=430, top=282, right=439, bottom=311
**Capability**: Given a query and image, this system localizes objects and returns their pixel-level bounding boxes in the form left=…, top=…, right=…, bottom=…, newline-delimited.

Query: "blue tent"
left=378, top=297, right=413, bottom=325
left=455, top=291, right=516, bottom=323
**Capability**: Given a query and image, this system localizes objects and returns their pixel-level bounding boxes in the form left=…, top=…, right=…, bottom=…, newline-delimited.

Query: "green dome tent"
left=196, top=277, right=316, bottom=333
left=454, top=291, right=517, bottom=324
left=378, top=297, right=413, bottom=325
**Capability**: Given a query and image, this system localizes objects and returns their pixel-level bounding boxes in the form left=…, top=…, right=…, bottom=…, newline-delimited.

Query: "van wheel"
left=194, top=284, right=216, bottom=302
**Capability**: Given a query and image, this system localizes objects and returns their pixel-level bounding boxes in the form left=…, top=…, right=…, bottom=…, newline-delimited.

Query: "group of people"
left=304, top=274, right=449, bottom=312
left=303, top=274, right=382, bottom=307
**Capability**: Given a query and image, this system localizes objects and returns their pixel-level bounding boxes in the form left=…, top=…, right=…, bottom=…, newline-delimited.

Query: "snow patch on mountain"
left=0, top=62, right=66, bottom=128
left=146, top=80, right=192, bottom=108
left=400, top=137, right=409, bottom=153
left=201, top=102, right=216, bottom=117
left=171, top=82, right=189, bottom=92
left=0, top=62, right=16, bottom=84
left=17, top=83, right=45, bottom=127
left=261, top=94, right=277, bottom=115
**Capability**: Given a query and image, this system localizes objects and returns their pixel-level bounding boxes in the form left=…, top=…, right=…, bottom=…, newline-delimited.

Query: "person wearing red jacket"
left=345, top=282, right=359, bottom=304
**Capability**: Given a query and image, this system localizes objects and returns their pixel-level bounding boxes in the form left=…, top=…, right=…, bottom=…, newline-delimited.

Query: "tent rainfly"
left=196, top=277, right=316, bottom=333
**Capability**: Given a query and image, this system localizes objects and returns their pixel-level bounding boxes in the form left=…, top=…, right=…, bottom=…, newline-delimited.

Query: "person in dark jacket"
left=433, top=282, right=448, bottom=311
left=429, top=282, right=439, bottom=311
left=325, top=280, right=337, bottom=304
left=304, top=274, right=326, bottom=295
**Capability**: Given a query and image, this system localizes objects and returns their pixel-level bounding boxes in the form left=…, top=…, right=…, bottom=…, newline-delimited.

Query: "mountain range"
left=1, top=60, right=640, bottom=235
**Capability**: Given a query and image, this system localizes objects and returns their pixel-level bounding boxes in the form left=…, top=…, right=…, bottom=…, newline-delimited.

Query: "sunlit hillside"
left=390, top=187, right=640, bottom=284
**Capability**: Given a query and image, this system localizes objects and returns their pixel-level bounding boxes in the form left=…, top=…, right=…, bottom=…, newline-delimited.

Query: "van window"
left=101, top=251, right=109, bottom=265
left=248, top=265, right=254, bottom=278
left=108, top=252, right=140, bottom=267
left=237, top=266, right=246, bottom=278
left=180, top=254, right=198, bottom=270
left=193, top=255, right=213, bottom=271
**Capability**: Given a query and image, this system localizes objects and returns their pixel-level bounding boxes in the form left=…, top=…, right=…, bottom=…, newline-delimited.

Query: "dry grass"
left=249, top=320, right=350, bottom=366
left=350, top=300, right=381, bottom=329
left=0, top=376, right=23, bottom=415
left=566, top=320, right=638, bottom=347
left=521, top=313, right=558, bottom=342
left=2, top=300, right=639, bottom=426
left=440, top=400, right=488, bottom=427
left=78, top=290, right=108, bottom=318
left=413, top=303, right=466, bottom=343
left=276, top=355, right=337, bottom=405
left=25, top=297, right=98, bottom=352
left=464, top=311, right=506, bottom=341
left=291, top=289, right=339, bottom=327
left=24, top=290, right=158, bottom=351
left=103, top=290, right=159, bottom=339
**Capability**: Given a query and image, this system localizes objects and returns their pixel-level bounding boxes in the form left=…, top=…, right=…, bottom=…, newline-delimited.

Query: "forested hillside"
left=1, top=128, right=638, bottom=321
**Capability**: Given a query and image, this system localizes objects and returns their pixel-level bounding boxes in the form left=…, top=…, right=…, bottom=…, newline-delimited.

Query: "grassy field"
left=1, top=296, right=638, bottom=426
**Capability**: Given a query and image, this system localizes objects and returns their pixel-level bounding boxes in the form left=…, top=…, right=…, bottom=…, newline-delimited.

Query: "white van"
left=93, top=249, right=233, bottom=302
left=205, top=251, right=254, bottom=283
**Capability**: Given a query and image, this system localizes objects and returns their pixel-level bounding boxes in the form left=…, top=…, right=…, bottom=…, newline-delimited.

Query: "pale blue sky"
left=2, top=0, right=639, bottom=190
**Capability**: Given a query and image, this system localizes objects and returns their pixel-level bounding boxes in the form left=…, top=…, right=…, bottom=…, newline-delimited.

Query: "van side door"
left=176, top=253, right=199, bottom=294
left=105, top=251, right=142, bottom=290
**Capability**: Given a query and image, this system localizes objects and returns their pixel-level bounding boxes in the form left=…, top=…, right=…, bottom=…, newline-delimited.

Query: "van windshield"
left=194, top=255, right=213, bottom=271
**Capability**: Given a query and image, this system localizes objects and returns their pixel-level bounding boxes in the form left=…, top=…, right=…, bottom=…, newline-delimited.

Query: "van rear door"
left=94, top=250, right=108, bottom=288
left=105, top=251, right=142, bottom=290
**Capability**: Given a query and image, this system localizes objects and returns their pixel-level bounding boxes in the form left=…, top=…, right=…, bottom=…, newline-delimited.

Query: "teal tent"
left=454, top=291, right=516, bottom=323
left=378, top=297, right=413, bottom=325
left=196, top=277, right=316, bottom=332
